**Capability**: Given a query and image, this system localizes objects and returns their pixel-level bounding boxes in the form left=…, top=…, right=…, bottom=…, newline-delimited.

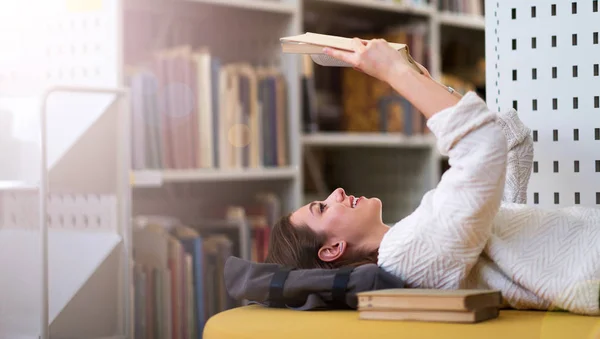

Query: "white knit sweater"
left=378, top=92, right=600, bottom=315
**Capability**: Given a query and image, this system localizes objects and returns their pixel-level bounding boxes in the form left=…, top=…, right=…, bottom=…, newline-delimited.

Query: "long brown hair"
left=265, top=213, right=378, bottom=269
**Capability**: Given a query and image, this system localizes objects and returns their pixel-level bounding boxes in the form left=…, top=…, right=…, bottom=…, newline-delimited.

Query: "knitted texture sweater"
left=377, top=92, right=600, bottom=315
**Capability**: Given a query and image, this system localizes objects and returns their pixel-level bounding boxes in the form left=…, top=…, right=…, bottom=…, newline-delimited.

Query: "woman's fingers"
left=322, top=37, right=367, bottom=67
left=323, top=47, right=357, bottom=66
left=351, top=37, right=367, bottom=52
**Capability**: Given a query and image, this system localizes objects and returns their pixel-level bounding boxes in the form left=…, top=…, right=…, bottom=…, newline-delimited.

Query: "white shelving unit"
left=125, top=0, right=303, bottom=216
left=1, top=0, right=133, bottom=337
left=0, top=85, right=132, bottom=339
left=123, top=0, right=486, bottom=218
left=0, top=0, right=484, bottom=337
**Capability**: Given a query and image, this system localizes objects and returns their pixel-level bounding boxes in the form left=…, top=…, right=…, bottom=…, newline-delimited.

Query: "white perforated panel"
left=486, top=0, right=600, bottom=208
left=0, top=190, right=118, bottom=232
left=0, top=0, right=119, bottom=94
left=0, top=0, right=120, bottom=172
left=0, top=189, right=120, bottom=338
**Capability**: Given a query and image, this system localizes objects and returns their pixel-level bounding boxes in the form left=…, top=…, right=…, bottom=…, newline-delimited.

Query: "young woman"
left=265, top=38, right=600, bottom=316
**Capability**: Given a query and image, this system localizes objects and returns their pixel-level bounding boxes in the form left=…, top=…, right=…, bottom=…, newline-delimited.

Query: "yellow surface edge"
left=204, top=305, right=600, bottom=339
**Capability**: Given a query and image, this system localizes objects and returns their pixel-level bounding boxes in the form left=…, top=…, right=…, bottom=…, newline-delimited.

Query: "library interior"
left=0, top=0, right=599, bottom=338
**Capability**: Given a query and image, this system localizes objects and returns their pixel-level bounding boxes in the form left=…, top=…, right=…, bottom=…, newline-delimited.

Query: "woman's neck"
left=367, top=221, right=391, bottom=252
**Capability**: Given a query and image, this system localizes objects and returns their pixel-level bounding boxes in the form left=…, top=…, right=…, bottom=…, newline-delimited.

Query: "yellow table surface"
left=204, top=305, right=600, bottom=339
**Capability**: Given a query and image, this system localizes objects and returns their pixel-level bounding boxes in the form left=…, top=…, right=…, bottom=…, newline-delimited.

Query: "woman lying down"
left=265, top=38, right=600, bottom=316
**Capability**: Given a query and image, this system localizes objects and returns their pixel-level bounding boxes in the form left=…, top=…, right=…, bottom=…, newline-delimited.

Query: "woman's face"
left=290, top=188, right=383, bottom=261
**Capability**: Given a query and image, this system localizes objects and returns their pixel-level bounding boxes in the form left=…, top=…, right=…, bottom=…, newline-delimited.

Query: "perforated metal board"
left=485, top=0, right=600, bottom=208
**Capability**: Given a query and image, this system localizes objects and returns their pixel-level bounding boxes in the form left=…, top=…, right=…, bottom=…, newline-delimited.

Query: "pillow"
left=224, top=256, right=405, bottom=310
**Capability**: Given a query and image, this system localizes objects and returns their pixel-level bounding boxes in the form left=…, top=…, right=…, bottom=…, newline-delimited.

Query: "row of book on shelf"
left=299, top=22, right=481, bottom=134
left=340, top=23, right=432, bottom=135
left=131, top=192, right=280, bottom=339
left=126, top=46, right=289, bottom=171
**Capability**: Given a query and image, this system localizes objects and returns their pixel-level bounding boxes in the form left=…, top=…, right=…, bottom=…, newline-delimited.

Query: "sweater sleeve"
left=378, top=92, right=507, bottom=289
left=495, top=109, right=534, bottom=204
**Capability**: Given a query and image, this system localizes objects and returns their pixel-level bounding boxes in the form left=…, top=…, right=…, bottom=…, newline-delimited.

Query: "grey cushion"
left=224, top=256, right=405, bottom=310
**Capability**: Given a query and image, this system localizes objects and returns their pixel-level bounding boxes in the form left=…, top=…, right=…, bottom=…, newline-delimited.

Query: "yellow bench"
left=204, top=305, right=600, bottom=339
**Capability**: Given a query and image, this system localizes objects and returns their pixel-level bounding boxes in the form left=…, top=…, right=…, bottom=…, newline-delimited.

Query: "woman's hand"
left=323, top=37, right=429, bottom=84
left=324, top=37, right=460, bottom=119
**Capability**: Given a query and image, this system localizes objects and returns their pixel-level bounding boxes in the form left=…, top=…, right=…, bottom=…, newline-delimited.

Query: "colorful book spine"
left=127, top=47, right=289, bottom=171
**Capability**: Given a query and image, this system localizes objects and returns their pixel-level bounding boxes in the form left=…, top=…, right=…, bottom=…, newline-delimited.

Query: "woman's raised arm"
left=324, top=40, right=507, bottom=287
left=495, top=110, right=534, bottom=204
left=324, top=38, right=532, bottom=181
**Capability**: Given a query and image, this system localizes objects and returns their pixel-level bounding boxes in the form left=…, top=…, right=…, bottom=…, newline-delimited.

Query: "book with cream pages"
left=280, top=32, right=423, bottom=74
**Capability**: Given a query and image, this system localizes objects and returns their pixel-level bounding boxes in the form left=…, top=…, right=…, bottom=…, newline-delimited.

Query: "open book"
left=280, top=32, right=423, bottom=74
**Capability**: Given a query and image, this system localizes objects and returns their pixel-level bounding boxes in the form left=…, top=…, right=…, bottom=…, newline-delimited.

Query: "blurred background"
left=0, top=0, right=484, bottom=338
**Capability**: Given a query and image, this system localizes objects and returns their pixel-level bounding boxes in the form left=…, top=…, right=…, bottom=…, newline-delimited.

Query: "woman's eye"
left=319, top=203, right=326, bottom=212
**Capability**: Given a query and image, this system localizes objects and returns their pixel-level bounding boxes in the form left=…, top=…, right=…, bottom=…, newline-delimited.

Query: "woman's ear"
left=317, top=241, right=347, bottom=262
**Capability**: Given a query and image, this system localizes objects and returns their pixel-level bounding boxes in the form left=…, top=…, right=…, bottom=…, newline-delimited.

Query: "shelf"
left=302, top=0, right=434, bottom=29
left=305, top=0, right=434, bottom=16
left=0, top=181, right=38, bottom=191
left=187, top=0, right=297, bottom=14
left=438, top=12, right=485, bottom=30
left=302, top=132, right=436, bottom=148
left=126, top=0, right=298, bottom=16
left=131, top=167, right=300, bottom=187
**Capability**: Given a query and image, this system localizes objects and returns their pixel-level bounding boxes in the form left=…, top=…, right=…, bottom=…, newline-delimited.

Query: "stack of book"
left=357, top=289, right=503, bottom=323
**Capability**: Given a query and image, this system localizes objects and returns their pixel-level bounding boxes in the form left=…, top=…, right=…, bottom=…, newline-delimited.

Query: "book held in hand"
left=279, top=32, right=423, bottom=74
left=356, top=289, right=503, bottom=324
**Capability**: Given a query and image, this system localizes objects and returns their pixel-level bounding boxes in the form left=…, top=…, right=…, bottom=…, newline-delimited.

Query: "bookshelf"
left=300, top=0, right=485, bottom=222
left=0, top=0, right=485, bottom=337
left=124, top=0, right=303, bottom=338
left=0, top=85, right=132, bottom=339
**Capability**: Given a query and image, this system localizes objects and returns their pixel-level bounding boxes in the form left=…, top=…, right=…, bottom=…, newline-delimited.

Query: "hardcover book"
left=280, top=32, right=423, bottom=74
left=357, top=289, right=503, bottom=324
